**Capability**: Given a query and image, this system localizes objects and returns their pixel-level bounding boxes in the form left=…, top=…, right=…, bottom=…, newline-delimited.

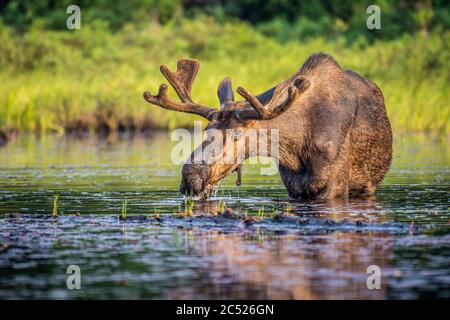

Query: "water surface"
left=0, top=132, right=448, bottom=299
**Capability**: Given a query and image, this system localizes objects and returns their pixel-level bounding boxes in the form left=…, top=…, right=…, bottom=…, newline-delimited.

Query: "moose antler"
left=143, top=59, right=216, bottom=120
left=236, top=76, right=310, bottom=120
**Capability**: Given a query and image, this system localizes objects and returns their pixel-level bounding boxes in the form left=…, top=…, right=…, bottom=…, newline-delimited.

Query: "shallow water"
left=0, top=132, right=449, bottom=299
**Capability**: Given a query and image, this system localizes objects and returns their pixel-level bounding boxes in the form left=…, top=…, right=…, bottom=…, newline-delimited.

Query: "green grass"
left=0, top=18, right=448, bottom=134
left=183, top=198, right=195, bottom=216
left=218, top=200, right=227, bottom=213
left=52, top=194, right=59, bottom=217
left=121, top=199, right=128, bottom=220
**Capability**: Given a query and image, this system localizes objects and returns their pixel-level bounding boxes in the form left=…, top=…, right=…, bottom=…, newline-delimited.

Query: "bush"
left=0, top=18, right=448, bottom=134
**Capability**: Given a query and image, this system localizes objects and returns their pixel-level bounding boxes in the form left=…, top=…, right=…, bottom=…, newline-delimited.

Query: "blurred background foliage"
left=2, top=0, right=449, bottom=41
left=0, top=0, right=448, bottom=134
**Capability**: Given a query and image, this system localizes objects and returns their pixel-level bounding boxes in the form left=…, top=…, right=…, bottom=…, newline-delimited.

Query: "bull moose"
left=143, top=53, right=392, bottom=200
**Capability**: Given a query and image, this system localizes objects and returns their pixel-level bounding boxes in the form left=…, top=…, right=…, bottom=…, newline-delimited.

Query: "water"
left=0, top=132, right=448, bottom=299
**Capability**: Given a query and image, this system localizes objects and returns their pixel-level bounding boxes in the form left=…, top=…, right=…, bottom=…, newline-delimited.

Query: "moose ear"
left=217, top=77, right=234, bottom=108
left=256, top=86, right=276, bottom=106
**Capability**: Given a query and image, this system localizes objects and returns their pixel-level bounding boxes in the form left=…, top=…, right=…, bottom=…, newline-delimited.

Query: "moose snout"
left=179, top=164, right=211, bottom=196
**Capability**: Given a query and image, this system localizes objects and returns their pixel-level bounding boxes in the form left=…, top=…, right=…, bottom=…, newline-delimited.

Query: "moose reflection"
left=165, top=201, right=393, bottom=299
left=163, top=197, right=393, bottom=299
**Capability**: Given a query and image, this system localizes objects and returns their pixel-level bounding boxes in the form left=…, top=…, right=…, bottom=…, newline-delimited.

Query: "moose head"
left=143, top=59, right=310, bottom=200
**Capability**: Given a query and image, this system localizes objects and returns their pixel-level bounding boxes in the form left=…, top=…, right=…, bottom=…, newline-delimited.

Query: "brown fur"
left=256, top=53, right=393, bottom=198
left=144, top=53, right=393, bottom=199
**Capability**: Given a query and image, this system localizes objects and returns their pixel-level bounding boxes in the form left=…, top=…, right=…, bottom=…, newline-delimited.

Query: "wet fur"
left=259, top=53, right=393, bottom=198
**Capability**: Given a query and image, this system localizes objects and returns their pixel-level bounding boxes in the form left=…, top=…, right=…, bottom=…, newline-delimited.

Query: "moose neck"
left=256, top=116, right=308, bottom=172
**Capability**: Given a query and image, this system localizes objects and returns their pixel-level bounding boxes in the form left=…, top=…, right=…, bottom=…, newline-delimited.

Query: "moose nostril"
left=179, top=164, right=211, bottom=195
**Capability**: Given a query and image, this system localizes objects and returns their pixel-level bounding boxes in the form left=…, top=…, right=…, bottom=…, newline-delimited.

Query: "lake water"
left=0, top=132, right=448, bottom=299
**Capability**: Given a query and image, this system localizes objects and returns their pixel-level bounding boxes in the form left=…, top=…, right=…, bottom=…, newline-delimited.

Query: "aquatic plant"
left=179, top=198, right=195, bottom=217
left=257, top=206, right=266, bottom=219
left=218, top=200, right=227, bottom=214
left=52, top=194, right=59, bottom=217
left=121, top=199, right=128, bottom=220
left=186, top=199, right=195, bottom=215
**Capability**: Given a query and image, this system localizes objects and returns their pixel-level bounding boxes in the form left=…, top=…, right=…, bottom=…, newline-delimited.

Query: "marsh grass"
left=183, top=198, right=195, bottom=216
left=257, top=206, right=266, bottom=219
left=121, top=199, right=128, bottom=220
left=218, top=200, right=227, bottom=213
left=52, top=194, right=59, bottom=217
left=0, top=18, right=448, bottom=134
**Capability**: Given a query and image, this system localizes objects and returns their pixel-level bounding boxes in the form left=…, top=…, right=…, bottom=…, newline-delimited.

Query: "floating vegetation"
left=242, top=215, right=259, bottom=226
left=219, top=208, right=235, bottom=218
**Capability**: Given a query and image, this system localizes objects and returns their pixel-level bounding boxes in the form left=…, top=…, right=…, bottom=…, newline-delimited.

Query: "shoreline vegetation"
left=0, top=6, right=449, bottom=143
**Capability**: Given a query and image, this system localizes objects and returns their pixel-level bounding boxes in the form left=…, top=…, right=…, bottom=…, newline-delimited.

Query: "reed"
left=52, top=194, right=59, bottom=217
left=121, top=199, right=128, bottom=220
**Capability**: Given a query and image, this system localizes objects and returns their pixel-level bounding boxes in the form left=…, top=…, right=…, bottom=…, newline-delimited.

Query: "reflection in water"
left=165, top=230, right=391, bottom=299
left=1, top=213, right=447, bottom=299
left=0, top=132, right=448, bottom=299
